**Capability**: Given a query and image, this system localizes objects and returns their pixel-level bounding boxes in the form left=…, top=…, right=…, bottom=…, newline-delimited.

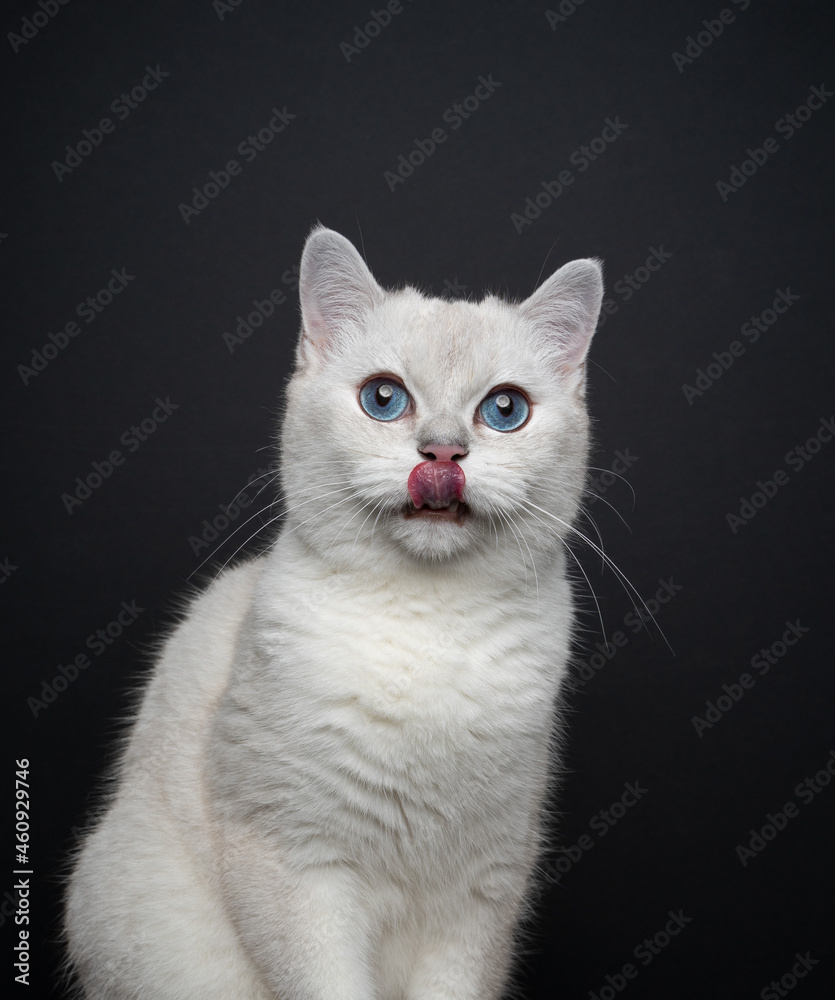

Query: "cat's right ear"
left=519, top=257, right=604, bottom=390
left=297, top=226, right=383, bottom=364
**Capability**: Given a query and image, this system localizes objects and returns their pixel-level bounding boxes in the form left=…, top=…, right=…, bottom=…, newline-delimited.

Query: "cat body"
left=65, top=227, right=604, bottom=999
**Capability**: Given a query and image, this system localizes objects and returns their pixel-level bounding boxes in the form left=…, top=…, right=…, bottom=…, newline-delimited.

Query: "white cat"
left=64, top=226, right=604, bottom=999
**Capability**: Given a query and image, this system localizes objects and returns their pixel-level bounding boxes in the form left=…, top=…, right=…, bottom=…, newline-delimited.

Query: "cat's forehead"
left=356, top=292, right=546, bottom=397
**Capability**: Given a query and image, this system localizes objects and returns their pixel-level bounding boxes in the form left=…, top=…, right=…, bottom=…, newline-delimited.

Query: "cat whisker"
left=369, top=500, right=389, bottom=547
left=587, top=357, right=619, bottom=383
left=248, top=472, right=282, bottom=504
left=350, top=497, right=392, bottom=558
left=203, top=469, right=282, bottom=525
left=282, top=492, right=364, bottom=542
left=188, top=501, right=278, bottom=582
left=324, top=493, right=388, bottom=561
left=494, top=507, right=534, bottom=602
left=533, top=238, right=560, bottom=294
left=577, top=508, right=607, bottom=574
left=577, top=487, right=635, bottom=533
left=202, top=509, right=286, bottom=585
left=586, top=467, right=637, bottom=510
left=518, top=499, right=674, bottom=654
left=517, top=502, right=605, bottom=640
left=236, top=467, right=280, bottom=495
left=188, top=482, right=357, bottom=581
left=491, top=517, right=501, bottom=552
left=528, top=483, right=611, bottom=571
left=210, top=483, right=362, bottom=583
left=506, top=509, right=541, bottom=606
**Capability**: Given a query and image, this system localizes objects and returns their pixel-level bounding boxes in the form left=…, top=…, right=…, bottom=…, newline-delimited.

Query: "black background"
left=3, top=0, right=834, bottom=997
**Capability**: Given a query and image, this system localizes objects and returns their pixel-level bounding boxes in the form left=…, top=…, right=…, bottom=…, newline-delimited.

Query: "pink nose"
left=419, top=443, right=468, bottom=463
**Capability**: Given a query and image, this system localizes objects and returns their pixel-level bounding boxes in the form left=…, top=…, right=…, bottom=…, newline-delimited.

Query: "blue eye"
left=359, top=377, right=410, bottom=421
left=479, top=388, right=530, bottom=432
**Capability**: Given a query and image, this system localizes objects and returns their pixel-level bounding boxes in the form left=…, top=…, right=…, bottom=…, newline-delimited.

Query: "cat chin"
left=386, top=506, right=489, bottom=563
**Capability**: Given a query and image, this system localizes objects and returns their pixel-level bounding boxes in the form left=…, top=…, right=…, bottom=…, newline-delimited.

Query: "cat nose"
left=418, top=442, right=468, bottom=463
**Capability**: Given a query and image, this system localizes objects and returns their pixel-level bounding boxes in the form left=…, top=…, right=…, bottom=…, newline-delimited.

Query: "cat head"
left=279, top=226, right=603, bottom=573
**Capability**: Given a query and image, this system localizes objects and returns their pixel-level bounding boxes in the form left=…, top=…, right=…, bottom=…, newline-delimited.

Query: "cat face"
left=279, top=228, right=603, bottom=570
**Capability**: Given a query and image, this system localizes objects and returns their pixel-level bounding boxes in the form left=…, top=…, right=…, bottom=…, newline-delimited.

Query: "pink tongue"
left=408, top=461, right=466, bottom=509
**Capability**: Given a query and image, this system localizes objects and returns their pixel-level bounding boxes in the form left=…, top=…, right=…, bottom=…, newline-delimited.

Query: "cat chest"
left=257, top=592, right=560, bottom=803
left=217, top=588, right=563, bottom=874
left=293, top=588, right=555, bottom=726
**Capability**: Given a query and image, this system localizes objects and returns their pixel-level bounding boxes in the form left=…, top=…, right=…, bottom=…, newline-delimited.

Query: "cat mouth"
left=402, top=498, right=469, bottom=522
left=404, top=461, right=467, bottom=522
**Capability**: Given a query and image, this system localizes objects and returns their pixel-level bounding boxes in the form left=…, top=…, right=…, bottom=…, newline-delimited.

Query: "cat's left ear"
left=298, top=226, right=384, bottom=363
left=519, top=258, right=603, bottom=387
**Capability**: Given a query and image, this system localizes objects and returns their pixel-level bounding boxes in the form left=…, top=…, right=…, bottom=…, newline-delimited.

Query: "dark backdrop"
left=3, top=1, right=834, bottom=997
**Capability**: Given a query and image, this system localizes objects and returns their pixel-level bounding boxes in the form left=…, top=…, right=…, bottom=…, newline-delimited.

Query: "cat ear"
left=519, top=258, right=604, bottom=382
left=298, top=226, right=383, bottom=360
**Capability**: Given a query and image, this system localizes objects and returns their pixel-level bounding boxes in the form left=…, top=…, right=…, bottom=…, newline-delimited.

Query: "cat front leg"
left=215, top=829, right=380, bottom=1000
left=401, top=891, right=523, bottom=1000
left=405, top=935, right=515, bottom=999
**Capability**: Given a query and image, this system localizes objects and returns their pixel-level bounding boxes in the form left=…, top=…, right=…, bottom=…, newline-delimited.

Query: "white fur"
left=65, top=227, right=603, bottom=999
